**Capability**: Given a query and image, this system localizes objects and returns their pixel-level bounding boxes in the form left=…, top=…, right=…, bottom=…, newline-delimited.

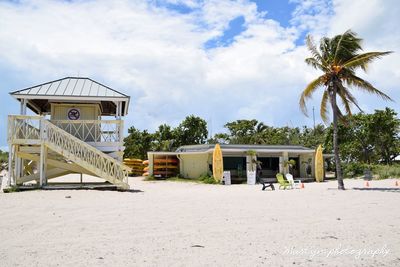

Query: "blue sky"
left=0, top=0, right=399, bottom=151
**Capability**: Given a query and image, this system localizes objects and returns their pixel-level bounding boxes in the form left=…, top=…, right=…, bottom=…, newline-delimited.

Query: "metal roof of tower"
left=10, top=77, right=130, bottom=116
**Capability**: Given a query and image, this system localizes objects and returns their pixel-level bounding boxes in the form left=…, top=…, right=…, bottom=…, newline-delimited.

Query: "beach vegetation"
left=198, top=173, right=218, bottom=184
left=124, top=115, right=207, bottom=159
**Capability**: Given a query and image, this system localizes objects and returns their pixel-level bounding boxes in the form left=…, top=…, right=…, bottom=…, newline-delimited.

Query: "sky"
left=0, top=0, right=399, bottom=151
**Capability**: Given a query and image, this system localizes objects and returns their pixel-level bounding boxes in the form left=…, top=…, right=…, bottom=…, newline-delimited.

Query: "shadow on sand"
left=352, top=187, right=400, bottom=193
left=120, top=189, right=144, bottom=193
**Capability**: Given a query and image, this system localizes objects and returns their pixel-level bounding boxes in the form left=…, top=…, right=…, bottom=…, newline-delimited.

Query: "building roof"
left=175, top=144, right=315, bottom=154
left=10, top=77, right=130, bottom=116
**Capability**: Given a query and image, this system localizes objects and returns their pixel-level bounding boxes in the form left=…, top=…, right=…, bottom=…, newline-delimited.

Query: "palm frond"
left=331, top=30, right=363, bottom=63
left=337, top=85, right=353, bottom=116
left=320, top=37, right=332, bottom=63
left=335, top=105, right=347, bottom=124
left=333, top=29, right=352, bottom=64
left=344, top=73, right=393, bottom=101
left=300, top=75, right=325, bottom=115
left=342, top=51, right=393, bottom=71
left=341, top=86, right=363, bottom=112
left=320, top=90, right=330, bottom=123
left=306, top=35, right=326, bottom=65
left=305, top=57, right=329, bottom=71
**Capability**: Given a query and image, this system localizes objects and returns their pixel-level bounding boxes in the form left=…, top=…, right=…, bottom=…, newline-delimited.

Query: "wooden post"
left=119, top=120, right=124, bottom=144
left=39, top=118, right=47, bottom=187
left=14, top=145, right=20, bottom=186
left=39, top=144, right=47, bottom=186
left=117, top=101, right=124, bottom=160
left=20, top=99, right=27, bottom=115
left=18, top=101, right=27, bottom=180
left=7, top=144, right=13, bottom=186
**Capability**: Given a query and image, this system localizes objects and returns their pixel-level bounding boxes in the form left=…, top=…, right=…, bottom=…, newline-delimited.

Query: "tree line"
left=123, top=108, right=400, bottom=163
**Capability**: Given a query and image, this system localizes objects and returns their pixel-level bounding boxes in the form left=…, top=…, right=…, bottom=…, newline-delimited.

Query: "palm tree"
left=253, top=122, right=268, bottom=144
left=300, top=30, right=393, bottom=190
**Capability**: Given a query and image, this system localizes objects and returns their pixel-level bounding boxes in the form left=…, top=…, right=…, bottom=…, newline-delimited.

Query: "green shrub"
left=342, top=163, right=400, bottom=179
left=342, top=162, right=371, bottom=178
left=198, top=173, right=218, bottom=184
left=3, top=186, right=20, bottom=193
left=372, top=164, right=400, bottom=179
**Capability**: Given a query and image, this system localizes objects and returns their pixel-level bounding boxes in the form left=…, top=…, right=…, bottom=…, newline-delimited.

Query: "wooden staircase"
left=7, top=115, right=130, bottom=189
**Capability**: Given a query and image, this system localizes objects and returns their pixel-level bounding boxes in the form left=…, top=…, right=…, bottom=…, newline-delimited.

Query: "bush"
left=342, top=162, right=371, bottom=178
left=342, top=163, right=400, bottom=179
left=198, top=173, right=218, bottom=184
left=372, top=164, right=400, bottom=179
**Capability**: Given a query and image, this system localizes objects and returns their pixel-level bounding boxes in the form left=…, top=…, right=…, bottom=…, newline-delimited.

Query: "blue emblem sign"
left=67, top=108, right=80, bottom=120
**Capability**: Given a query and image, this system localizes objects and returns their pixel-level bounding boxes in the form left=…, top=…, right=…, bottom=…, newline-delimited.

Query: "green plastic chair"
left=276, top=173, right=292, bottom=190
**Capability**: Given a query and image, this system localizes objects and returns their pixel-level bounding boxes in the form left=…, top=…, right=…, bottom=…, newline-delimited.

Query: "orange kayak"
left=154, top=158, right=178, bottom=164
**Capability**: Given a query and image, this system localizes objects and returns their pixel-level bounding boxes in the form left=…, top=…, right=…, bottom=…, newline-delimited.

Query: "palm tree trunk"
left=330, top=85, right=345, bottom=190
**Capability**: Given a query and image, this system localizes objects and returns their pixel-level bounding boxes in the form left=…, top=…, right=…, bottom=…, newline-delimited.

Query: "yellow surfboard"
left=212, top=144, right=224, bottom=182
left=315, top=145, right=324, bottom=182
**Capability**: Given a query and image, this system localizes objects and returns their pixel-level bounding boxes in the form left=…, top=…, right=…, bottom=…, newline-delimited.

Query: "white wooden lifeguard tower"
left=7, top=77, right=131, bottom=189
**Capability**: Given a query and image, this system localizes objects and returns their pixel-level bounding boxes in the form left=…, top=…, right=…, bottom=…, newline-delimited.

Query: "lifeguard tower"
left=7, top=77, right=131, bottom=189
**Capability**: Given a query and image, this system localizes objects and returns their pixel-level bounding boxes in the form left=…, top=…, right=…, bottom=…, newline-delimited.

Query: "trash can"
left=223, top=171, right=231, bottom=185
left=247, top=170, right=256, bottom=185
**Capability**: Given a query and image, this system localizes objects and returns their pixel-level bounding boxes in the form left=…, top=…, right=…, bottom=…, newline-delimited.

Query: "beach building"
left=147, top=144, right=319, bottom=183
left=7, top=77, right=131, bottom=189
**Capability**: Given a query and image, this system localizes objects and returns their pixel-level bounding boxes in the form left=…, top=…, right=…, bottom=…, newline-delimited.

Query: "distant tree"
left=173, top=115, right=208, bottom=147
left=153, top=124, right=174, bottom=151
left=218, top=120, right=326, bottom=147
left=123, top=126, right=154, bottom=159
left=224, top=119, right=258, bottom=144
left=369, top=108, right=400, bottom=164
left=0, top=150, right=8, bottom=163
left=208, top=133, right=230, bottom=144
left=299, top=124, right=327, bottom=149
left=324, top=108, right=400, bottom=164
left=0, top=150, right=8, bottom=170
left=300, top=30, right=392, bottom=190
left=325, top=114, right=373, bottom=164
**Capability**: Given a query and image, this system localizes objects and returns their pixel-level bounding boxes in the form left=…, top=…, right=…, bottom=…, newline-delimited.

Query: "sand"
left=0, top=176, right=399, bottom=266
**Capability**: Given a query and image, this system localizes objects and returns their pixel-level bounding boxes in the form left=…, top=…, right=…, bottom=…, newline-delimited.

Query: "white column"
left=39, top=118, right=47, bottom=187
left=18, top=99, right=27, bottom=180
left=117, top=102, right=124, bottom=156
left=119, top=101, right=123, bottom=119
left=115, top=101, right=122, bottom=120
left=7, top=144, right=13, bottom=187
left=20, top=99, right=24, bottom=115
left=149, top=154, right=154, bottom=176
left=39, top=144, right=47, bottom=187
left=14, top=145, right=20, bottom=186
left=282, top=151, right=289, bottom=174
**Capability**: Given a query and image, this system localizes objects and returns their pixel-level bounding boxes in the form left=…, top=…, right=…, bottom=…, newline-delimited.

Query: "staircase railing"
left=50, top=120, right=123, bottom=143
left=8, top=115, right=41, bottom=143
left=42, top=120, right=130, bottom=189
left=8, top=115, right=130, bottom=189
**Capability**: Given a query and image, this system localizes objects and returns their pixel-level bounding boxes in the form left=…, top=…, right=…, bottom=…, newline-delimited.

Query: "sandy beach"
left=0, top=176, right=399, bottom=266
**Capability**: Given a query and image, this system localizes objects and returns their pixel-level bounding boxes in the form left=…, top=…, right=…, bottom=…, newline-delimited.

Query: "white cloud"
left=0, top=0, right=398, bottom=142
left=290, top=0, right=333, bottom=37
left=326, top=0, right=400, bottom=113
